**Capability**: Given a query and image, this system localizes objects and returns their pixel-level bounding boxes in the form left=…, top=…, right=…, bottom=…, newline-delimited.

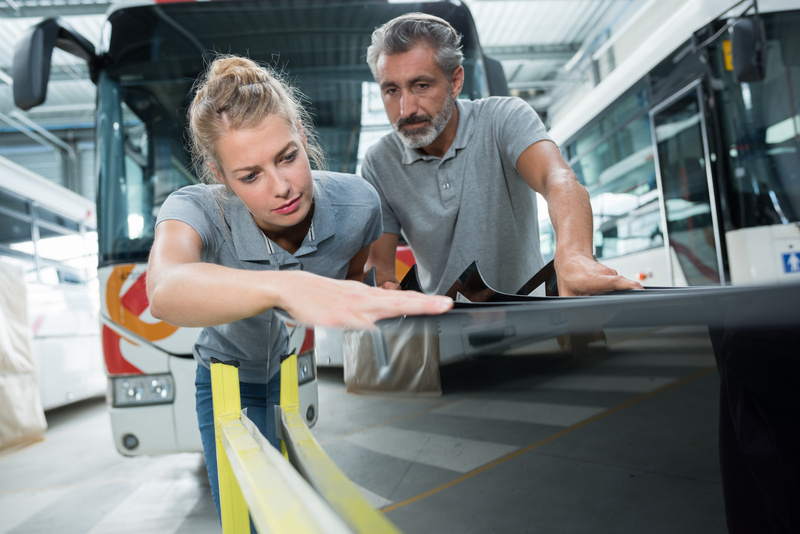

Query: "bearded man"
left=361, top=12, right=640, bottom=297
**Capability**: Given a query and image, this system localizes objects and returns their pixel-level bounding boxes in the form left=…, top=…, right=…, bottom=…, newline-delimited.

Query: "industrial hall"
left=1, top=0, right=798, bottom=533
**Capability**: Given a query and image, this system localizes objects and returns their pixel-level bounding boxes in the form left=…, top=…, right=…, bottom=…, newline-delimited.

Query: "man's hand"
left=555, top=252, right=643, bottom=296
left=377, top=272, right=401, bottom=290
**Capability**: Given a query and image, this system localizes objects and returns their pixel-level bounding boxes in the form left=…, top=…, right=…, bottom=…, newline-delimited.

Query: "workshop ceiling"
left=0, top=0, right=644, bottom=151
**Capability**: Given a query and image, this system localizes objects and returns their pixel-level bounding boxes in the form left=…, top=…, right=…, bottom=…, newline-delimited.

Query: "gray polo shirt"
left=155, top=171, right=382, bottom=383
left=362, top=97, right=551, bottom=295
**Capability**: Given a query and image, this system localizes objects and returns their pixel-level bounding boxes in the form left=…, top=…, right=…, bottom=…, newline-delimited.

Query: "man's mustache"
left=396, top=114, right=431, bottom=128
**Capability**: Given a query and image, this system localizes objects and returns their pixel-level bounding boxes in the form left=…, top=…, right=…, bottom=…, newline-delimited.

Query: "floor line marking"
left=380, top=366, right=717, bottom=514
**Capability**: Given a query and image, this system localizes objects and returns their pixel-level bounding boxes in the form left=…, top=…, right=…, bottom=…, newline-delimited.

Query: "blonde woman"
left=146, top=55, right=452, bottom=521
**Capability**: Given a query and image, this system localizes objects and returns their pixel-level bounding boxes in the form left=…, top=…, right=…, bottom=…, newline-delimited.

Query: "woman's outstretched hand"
left=277, top=271, right=453, bottom=330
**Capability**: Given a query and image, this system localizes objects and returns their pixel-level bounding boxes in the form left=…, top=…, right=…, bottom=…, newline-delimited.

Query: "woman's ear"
left=297, top=121, right=307, bottom=144
left=209, top=162, right=226, bottom=185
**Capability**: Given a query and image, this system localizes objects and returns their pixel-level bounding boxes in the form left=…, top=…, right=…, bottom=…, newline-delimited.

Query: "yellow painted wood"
left=222, top=414, right=352, bottom=534
left=210, top=361, right=249, bottom=534
left=280, top=354, right=299, bottom=460
left=278, top=355, right=402, bottom=534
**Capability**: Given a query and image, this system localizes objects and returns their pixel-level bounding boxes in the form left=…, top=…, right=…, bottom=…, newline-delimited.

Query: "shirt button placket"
left=437, top=164, right=455, bottom=204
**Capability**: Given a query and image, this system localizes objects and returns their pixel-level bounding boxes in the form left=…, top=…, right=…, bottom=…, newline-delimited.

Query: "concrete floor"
left=0, top=326, right=726, bottom=533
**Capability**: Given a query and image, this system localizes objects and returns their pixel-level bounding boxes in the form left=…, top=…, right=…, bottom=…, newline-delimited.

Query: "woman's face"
left=213, top=114, right=314, bottom=237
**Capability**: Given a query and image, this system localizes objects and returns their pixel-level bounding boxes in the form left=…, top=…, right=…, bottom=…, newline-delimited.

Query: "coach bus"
left=546, top=0, right=800, bottom=287
left=12, top=0, right=501, bottom=453
left=0, top=155, right=105, bottom=411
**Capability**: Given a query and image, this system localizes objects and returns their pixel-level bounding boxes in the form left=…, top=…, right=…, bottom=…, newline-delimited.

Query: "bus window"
left=567, top=105, right=659, bottom=261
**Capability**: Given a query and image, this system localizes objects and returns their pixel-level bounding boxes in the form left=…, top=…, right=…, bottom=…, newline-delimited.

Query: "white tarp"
left=0, top=262, right=47, bottom=451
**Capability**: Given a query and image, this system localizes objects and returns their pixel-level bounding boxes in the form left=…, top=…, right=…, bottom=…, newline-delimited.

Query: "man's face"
left=376, top=45, right=462, bottom=149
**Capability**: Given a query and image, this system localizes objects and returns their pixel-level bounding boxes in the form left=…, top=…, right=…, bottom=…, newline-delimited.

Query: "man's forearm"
left=546, top=169, right=595, bottom=260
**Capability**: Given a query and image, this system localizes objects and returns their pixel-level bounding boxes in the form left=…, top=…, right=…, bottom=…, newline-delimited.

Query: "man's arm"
left=365, top=232, right=401, bottom=289
left=346, top=246, right=371, bottom=283
left=516, top=140, right=642, bottom=296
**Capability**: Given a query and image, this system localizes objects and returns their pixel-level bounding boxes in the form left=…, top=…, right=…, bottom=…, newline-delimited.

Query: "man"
left=362, top=12, right=641, bottom=296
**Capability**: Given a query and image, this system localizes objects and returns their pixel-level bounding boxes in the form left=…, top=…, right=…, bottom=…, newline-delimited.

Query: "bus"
left=545, top=0, right=800, bottom=287
left=0, top=155, right=105, bottom=411
left=12, top=0, right=501, bottom=454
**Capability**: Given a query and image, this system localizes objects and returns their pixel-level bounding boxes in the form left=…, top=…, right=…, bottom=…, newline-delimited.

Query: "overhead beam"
left=483, top=43, right=579, bottom=62
left=0, top=0, right=113, bottom=18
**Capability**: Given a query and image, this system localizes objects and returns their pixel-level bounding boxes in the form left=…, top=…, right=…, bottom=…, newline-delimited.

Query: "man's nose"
left=399, top=91, right=419, bottom=118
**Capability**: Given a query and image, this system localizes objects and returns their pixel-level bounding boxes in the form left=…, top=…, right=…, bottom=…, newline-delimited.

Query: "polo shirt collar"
left=227, top=178, right=334, bottom=263
left=400, top=99, right=474, bottom=164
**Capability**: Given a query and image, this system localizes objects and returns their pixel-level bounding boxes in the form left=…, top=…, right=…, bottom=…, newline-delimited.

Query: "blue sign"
left=783, top=252, right=800, bottom=274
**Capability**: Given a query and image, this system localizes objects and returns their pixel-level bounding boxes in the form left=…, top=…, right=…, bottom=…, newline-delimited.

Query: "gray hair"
left=366, top=13, right=463, bottom=80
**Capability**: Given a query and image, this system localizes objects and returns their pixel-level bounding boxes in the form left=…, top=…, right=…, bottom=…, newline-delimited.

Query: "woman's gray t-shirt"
left=155, top=171, right=382, bottom=383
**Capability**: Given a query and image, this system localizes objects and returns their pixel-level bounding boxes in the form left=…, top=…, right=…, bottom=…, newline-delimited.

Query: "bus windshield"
left=96, top=0, right=489, bottom=266
left=708, top=10, right=800, bottom=229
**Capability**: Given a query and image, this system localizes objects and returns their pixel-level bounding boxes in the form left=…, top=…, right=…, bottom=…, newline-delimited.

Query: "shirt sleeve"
left=361, top=149, right=402, bottom=235
left=155, top=186, right=218, bottom=252
left=360, top=179, right=384, bottom=249
left=494, top=97, right=553, bottom=167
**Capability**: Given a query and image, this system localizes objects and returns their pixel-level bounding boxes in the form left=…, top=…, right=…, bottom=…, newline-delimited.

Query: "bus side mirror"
left=731, top=16, right=766, bottom=83
left=13, top=17, right=98, bottom=111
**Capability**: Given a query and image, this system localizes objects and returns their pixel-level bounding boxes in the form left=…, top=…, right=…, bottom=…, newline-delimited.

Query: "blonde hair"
left=187, top=54, right=324, bottom=184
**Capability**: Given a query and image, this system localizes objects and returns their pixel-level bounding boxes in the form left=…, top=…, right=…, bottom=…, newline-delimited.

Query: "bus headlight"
left=297, top=352, right=316, bottom=385
left=112, top=374, right=175, bottom=406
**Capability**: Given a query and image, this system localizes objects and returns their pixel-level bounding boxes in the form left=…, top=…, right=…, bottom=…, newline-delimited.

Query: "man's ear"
left=451, top=65, right=464, bottom=98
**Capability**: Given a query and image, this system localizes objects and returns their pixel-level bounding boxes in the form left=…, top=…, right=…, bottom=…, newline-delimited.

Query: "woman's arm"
left=146, top=220, right=451, bottom=329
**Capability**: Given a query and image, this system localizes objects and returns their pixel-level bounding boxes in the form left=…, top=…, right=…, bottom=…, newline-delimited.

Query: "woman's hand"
left=276, top=271, right=452, bottom=329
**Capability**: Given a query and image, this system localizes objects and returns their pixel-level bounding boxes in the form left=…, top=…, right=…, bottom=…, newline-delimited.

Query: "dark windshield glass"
left=96, top=0, right=488, bottom=265
left=712, top=11, right=800, bottom=229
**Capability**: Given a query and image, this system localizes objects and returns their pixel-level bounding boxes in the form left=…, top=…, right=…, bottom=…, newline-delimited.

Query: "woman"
left=145, top=55, right=452, bottom=520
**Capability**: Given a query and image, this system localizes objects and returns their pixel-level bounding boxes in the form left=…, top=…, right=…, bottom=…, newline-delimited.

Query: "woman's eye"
left=283, top=150, right=298, bottom=163
left=241, top=172, right=257, bottom=183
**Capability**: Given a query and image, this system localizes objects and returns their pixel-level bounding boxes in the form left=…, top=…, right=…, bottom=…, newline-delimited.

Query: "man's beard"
left=392, top=92, right=455, bottom=150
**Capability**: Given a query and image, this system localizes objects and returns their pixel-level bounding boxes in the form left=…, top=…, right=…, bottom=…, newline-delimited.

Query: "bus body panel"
left=28, top=282, right=106, bottom=410
left=726, top=224, right=800, bottom=284
left=99, top=265, right=200, bottom=359
left=100, top=262, right=319, bottom=456
left=108, top=403, right=182, bottom=456
left=0, top=156, right=105, bottom=411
